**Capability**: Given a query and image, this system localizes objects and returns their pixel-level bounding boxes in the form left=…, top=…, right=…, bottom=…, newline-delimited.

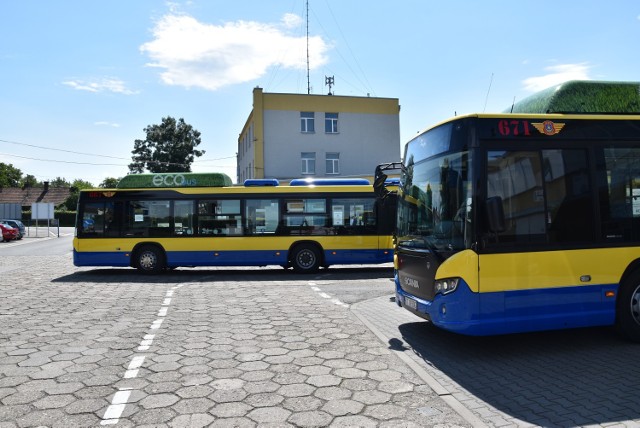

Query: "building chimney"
left=44, top=181, right=49, bottom=191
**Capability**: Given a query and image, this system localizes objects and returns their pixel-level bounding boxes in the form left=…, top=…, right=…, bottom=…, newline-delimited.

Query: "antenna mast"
left=306, top=0, right=310, bottom=94
left=325, top=75, right=335, bottom=95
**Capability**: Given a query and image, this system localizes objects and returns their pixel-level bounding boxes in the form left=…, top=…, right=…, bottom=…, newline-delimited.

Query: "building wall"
left=237, top=88, right=401, bottom=183
left=262, top=110, right=399, bottom=179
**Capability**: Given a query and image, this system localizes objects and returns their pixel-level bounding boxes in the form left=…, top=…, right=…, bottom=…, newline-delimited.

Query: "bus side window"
left=545, top=149, right=593, bottom=243
left=600, top=147, right=640, bottom=242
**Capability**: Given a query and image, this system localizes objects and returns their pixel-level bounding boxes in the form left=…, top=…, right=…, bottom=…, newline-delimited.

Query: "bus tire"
left=291, top=244, right=321, bottom=273
left=135, top=245, right=165, bottom=274
left=616, top=271, right=640, bottom=342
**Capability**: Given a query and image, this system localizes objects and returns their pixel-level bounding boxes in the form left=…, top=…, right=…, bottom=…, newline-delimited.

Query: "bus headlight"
left=435, top=278, right=459, bottom=295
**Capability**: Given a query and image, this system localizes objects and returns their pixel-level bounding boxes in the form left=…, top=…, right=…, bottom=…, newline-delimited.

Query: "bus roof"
left=508, top=80, right=640, bottom=114
left=289, top=178, right=370, bottom=186
left=117, top=172, right=233, bottom=189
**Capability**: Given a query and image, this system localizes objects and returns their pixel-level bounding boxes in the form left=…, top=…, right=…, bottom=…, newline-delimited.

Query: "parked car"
left=0, top=219, right=25, bottom=240
left=0, top=223, right=18, bottom=242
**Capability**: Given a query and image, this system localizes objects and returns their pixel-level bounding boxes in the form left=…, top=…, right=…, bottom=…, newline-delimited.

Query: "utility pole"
left=306, top=0, right=310, bottom=94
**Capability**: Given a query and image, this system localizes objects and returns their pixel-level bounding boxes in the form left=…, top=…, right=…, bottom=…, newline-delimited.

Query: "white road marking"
left=309, top=282, right=349, bottom=308
left=100, top=287, right=180, bottom=425
left=101, top=388, right=133, bottom=425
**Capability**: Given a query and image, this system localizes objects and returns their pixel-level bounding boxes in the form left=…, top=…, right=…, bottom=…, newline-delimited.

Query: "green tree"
left=63, top=179, right=94, bottom=211
left=50, top=177, right=71, bottom=187
left=99, top=177, right=120, bottom=188
left=20, top=174, right=39, bottom=188
left=0, top=163, right=23, bottom=187
left=129, top=116, right=205, bottom=173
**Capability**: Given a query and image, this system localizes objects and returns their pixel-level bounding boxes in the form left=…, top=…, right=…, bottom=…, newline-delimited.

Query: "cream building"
left=237, top=87, right=400, bottom=183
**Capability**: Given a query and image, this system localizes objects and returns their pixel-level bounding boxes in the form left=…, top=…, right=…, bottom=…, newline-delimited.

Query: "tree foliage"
left=99, top=177, right=121, bottom=188
left=20, top=174, right=39, bottom=188
left=63, top=179, right=95, bottom=211
left=0, top=162, right=23, bottom=187
left=50, top=177, right=71, bottom=187
left=129, top=116, right=205, bottom=173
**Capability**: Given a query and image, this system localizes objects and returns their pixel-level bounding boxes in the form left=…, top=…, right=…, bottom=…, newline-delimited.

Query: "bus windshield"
left=398, top=150, right=473, bottom=254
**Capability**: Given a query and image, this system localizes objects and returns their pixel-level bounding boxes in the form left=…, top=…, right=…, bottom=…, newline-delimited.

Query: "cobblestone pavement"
left=2, top=253, right=640, bottom=427
left=354, top=297, right=640, bottom=428
left=0, top=254, right=472, bottom=427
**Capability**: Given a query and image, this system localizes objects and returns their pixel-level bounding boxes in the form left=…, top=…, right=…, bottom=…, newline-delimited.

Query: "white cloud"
left=522, top=63, right=591, bottom=92
left=63, top=78, right=139, bottom=95
left=140, top=13, right=329, bottom=91
left=94, top=121, right=121, bottom=128
left=281, top=13, right=303, bottom=29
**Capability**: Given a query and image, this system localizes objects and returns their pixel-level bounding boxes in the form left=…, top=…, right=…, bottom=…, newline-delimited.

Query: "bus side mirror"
left=486, top=197, right=505, bottom=233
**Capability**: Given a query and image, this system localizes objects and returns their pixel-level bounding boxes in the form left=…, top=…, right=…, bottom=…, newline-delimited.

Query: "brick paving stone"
left=209, top=416, right=255, bottom=427
left=172, top=397, right=215, bottom=414
left=246, top=406, right=291, bottom=424
left=169, top=413, right=215, bottom=427
left=209, top=388, right=248, bottom=403
left=288, top=410, right=333, bottom=427
left=139, top=393, right=180, bottom=409
left=245, top=392, right=285, bottom=408
left=306, top=374, right=341, bottom=387
left=282, top=396, right=323, bottom=412
left=1, top=390, right=45, bottom=406
left=176, top=384, right=214, bottom=398
left=131, top=408, right=176, bottom=425
left=321, top=398, right=365, bottom=416
left=209, top=402, right=252, bottom=418
left=32, top=393, right=76, bottom=409
left=332, top=414, right=378, bottom=427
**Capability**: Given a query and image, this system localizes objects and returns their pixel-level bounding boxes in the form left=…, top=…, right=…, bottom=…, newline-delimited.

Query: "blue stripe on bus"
left=73, top=250, right=131, bottom=267
left=395, top=274, right=618, bottom=336
left=74, top=249, right=393, bottom=268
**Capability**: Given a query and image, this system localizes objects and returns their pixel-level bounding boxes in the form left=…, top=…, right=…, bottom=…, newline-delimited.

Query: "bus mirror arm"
left=486, top=196, right=506, bottom=234
left=374, top=162, right=404, bottom=200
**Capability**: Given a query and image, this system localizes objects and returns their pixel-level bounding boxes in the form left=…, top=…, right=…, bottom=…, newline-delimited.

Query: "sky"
left=2, top=1, right=639, bottom=186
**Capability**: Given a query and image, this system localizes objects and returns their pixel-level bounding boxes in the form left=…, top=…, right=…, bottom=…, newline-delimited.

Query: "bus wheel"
left=291, top=244, right=321, bottom=273
left=616, top=271, right=640, bottom=342
left=136, top=245, right=165, bottom=273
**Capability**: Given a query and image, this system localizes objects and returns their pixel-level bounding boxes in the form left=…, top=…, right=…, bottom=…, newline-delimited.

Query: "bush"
left=21, top=210, right=76, bottom=227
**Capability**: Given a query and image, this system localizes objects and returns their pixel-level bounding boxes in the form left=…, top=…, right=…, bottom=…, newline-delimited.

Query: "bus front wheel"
left=135, top=245, right=165, bottom=273
left=291, top=244, right=321, bottom=273
left=616, top=271, right=640, bottom=342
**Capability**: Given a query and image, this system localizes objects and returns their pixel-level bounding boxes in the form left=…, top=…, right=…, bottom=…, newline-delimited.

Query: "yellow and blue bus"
left=73, top=173, right=396, bottom=274
left=375, top=81, right=640, bottom=341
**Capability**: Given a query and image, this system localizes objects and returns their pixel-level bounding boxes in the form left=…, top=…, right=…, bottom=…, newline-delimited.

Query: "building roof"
left=0, top=187, right=71, bottom=207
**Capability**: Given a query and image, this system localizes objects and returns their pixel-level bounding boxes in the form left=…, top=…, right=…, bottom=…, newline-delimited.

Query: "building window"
left=326, top=152, right=340, bottom=174
left=301, top=112, right=315, bottom=133
left=301, top=152, right=316, bottom=175
left=325, top=112, right=338, bottom=133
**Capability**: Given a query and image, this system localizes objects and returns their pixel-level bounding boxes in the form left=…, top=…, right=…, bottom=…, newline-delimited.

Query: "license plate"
left=404, top=296, right=418, bottom=310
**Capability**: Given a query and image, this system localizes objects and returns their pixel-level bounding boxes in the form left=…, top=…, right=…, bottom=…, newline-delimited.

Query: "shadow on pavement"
left=53, top=266, right=393, bottom=284
left=398, top=321, right=640, bottom=426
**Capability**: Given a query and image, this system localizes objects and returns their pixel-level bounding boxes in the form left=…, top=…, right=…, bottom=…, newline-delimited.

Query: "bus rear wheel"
left=616, top=271, right=640, bottom=342
left=136, top=245, right=165, bottom=274
left=291, top=244, right=321, bottom=273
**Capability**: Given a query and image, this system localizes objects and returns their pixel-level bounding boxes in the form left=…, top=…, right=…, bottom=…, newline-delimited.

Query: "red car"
left=0, top=223, right=18, bottom=242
